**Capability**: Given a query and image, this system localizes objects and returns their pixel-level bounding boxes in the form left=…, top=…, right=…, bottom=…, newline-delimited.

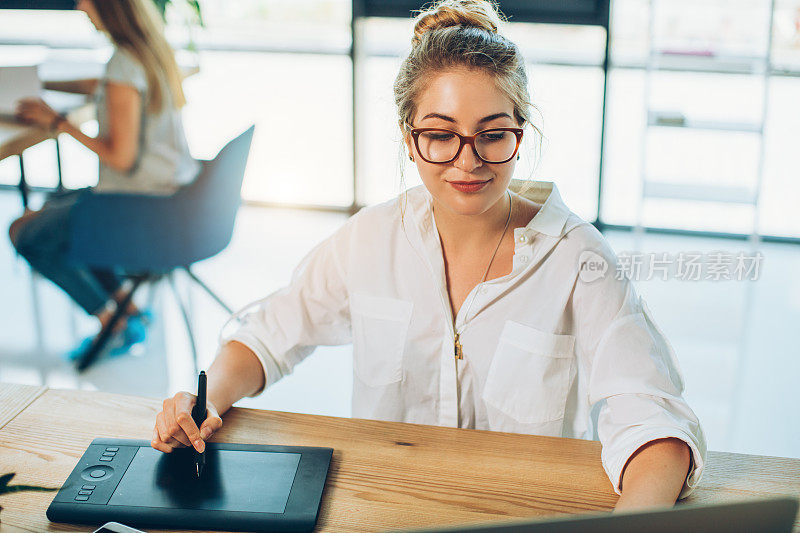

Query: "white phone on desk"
left=93, top=522, right=146, bottom=533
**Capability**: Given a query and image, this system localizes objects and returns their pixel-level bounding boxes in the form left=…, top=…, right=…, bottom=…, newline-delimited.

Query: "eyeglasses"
left=405, top=123, right=524, bottom=164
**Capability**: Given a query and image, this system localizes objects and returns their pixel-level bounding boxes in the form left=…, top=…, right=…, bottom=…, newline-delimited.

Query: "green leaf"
left=187, top=0, right=204, bottom=26
left=3, top=485, right=58, bottom=493
left=150, top=0, right=204, bottom=27
left=0, top=473, right=15, bottom=488
left=0, top=473, right=58, bottom=496
left=152, top=0, right=169, bottom=21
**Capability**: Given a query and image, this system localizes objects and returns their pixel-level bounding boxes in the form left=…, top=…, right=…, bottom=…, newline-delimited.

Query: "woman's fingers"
left=173, top=392, right=204, bottom=453
left=15, top=98, right=54, bottom=126
left=151, top=427, right=173, bottom=453
left=17, top=97, right=45, bottom=106
left=199, top=410, right=223, bottom=440
left=162, top=397, right=192, bottom=447
left=152, top=391, right=221, bottom=455
left=155, top=411, right=189, bottom=449
left=176, top=411, right=203, bottom=453
left=17, top=98, right=49, bottom=113
left=14, top=109, right=33, bottom=123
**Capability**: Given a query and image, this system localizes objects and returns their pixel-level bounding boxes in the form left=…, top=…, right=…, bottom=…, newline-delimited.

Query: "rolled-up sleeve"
left=221, top=216, right=356, bottom=395
left=573, top=233, right=707, bottom=500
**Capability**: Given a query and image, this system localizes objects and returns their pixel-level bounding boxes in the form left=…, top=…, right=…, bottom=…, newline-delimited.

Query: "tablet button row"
left=105, top=447, right=119, bottom=452
left=78, top=490, right=92, bottom=496
left=82, top=484, right=96, bottom=490
left=75, top=495, right=89, bottom=501
left=102, top=451, right=116, bottom=457
left=99, top=457, right=113, bottom=462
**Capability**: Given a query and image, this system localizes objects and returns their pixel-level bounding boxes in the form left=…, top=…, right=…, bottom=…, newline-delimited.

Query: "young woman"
left=151, top=0, right=706, bottom=510
left=9, top=0, right=198, bottom=355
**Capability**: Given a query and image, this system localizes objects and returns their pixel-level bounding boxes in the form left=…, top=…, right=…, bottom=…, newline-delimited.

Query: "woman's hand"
left=17, top=82, right=141, bottom=171
left=151, top=391, right=223, bottom=454
left=15, top=98, right=60, bottom=130
left=150, top=342, right=266, bottom=455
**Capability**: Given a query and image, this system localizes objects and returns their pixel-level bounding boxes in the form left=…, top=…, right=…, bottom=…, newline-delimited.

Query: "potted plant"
left=151, top=0, right=204, bottom=55
left=151, top=0, right=203, bottom=26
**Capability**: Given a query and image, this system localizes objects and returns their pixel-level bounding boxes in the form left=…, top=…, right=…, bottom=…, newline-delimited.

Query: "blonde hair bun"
left=412, top=0, right=505, bottom=46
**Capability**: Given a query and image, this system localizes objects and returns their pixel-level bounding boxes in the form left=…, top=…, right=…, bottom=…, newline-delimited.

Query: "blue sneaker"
left=64, top=330, right=124, bottom=362
left=136, top=308, right=154, bottom=325
left=65, top=336, right=95, bottom=362
left=65, top=308, right=153, bottom=361
left=109, top=309, right=153, bottom=357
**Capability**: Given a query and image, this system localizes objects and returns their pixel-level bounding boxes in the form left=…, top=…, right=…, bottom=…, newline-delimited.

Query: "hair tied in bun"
left=412, top=0, right=506, bottom=46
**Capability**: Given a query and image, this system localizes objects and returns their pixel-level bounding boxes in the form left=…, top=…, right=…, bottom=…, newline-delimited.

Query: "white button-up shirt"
left=225, top=180, right=707, bottom=498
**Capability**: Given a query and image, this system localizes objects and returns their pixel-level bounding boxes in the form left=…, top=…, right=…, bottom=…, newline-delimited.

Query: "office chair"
left=67, top=125, right=255, bottom=372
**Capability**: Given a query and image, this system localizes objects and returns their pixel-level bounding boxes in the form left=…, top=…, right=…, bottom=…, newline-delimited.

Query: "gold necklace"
left=453, top=190, right=513, bottom=361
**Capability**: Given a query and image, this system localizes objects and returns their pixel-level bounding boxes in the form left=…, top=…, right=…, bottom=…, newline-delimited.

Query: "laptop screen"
left=0, top=65, right=42, bottom=115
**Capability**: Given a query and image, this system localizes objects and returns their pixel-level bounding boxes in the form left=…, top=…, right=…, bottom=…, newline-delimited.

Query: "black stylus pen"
left=191, top=370, right=207, bottom=478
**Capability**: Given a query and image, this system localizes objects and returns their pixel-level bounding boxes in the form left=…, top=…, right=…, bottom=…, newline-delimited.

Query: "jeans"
left=11, top=188, right=124, bottom=315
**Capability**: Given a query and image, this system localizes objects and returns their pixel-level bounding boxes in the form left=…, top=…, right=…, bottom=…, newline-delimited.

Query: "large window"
left=1, top=0, right=798, bottom=237
left=604, top=0, right=800, bottom=238
left=183, top=51, right=353, bottom=207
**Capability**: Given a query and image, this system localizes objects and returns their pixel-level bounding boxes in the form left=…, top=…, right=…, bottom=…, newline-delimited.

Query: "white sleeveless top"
left=93, top=47, right=199, bottom=195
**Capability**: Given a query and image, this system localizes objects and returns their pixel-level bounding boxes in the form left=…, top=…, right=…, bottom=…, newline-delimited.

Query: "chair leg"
left=28, top=270, right=47, bottom=384
left=168, top=271, right=199, bottom=376
left=55, top=136, right=64, bottom=192
left=183, top=266, right=234, bottom=315
left=18, top=153, right=28, bottom=210
left=76, top=276, right=147, bottom=372
left=143, top=276, right=159, bottom=312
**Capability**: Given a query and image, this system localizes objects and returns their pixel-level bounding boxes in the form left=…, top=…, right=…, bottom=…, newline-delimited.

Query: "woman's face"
left=405, top=68, right=520, bottom=218
left=76, top=0, right=103, bottom=31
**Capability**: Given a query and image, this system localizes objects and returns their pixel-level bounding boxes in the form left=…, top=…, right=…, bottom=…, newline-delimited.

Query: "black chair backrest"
left=179, top=125, right=255, bottom=265
left=68, top=126, right=255, bottom=273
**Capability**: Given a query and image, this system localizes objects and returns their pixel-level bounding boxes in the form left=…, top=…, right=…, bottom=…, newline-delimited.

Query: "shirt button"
left=519, top=255, right=530, bottom=263
left=517, top=234, right=528, bottom=244
left=480, top=287, right=488, bottom=295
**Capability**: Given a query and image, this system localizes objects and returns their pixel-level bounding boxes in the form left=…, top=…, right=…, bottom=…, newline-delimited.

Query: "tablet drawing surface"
left=109, top=447, right=301, bottom=513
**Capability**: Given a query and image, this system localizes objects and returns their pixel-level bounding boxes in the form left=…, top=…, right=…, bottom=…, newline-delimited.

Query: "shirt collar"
left=509, top=179, right=572, bottom=238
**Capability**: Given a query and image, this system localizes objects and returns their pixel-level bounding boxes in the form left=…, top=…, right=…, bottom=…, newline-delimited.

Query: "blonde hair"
left=395, top=0, right=539, bottom=132
left=92, top=0, right=187, bottom=113
left=393, top=0, right=542, bottom=199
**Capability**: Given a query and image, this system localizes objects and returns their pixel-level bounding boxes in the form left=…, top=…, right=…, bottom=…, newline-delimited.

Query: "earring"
left=516, top=154, right=520, bottom=160
left=409, top=155, right=414, bottom=162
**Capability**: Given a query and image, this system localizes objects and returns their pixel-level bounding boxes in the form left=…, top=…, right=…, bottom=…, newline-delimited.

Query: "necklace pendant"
left=454, top=333, right=463, bottom=360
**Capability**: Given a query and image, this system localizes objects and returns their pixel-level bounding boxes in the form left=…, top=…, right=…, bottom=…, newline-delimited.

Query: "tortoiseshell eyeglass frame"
left=405, top=122, right=524, bottom=164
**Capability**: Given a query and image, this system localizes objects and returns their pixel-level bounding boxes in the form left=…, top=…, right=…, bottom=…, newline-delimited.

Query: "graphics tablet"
left=47, top=438, right=333, bottom=532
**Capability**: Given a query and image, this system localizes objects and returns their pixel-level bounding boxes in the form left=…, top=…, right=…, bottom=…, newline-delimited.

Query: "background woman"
left=9, top=0, right=198, bottom=356
left=151, top=0, right=706, bottom=511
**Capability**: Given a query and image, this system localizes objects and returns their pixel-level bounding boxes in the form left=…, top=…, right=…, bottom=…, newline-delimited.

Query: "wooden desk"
left=0, top=383, right=46, bottom=430
left=0, top=385, right=798, bottom=532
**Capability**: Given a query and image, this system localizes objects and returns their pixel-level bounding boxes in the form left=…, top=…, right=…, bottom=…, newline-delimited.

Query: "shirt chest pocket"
left=350, top=293, right=413, bottom=387
left=481, top=320, right=575, bottom=424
